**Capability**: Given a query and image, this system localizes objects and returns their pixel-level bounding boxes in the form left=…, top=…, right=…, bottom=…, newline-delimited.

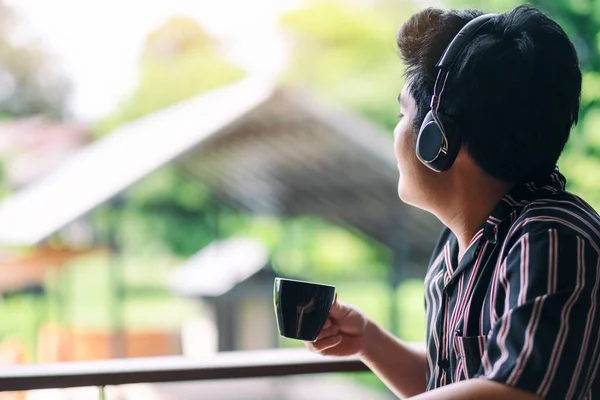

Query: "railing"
left=0, top=348, right=369, bottom=399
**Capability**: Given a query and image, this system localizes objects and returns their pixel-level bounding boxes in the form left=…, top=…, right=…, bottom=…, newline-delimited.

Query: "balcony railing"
left=0, top=348, right=369, bottom=399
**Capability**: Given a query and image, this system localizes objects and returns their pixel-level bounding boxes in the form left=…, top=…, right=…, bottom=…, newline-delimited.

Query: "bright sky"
left=5, top=0, right=301, bottom=121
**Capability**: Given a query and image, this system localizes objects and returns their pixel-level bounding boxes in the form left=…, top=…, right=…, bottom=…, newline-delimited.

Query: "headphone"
left=416, top=14, right=497, bottom=172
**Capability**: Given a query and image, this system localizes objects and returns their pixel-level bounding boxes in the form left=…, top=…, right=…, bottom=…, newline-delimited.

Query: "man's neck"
left=437, top=174, right=513, bottom=262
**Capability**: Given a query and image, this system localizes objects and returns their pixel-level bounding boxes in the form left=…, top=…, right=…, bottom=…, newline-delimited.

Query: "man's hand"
left=306, top=299, right=428, bottom=398
left=304, top=300, right=369, bottom=357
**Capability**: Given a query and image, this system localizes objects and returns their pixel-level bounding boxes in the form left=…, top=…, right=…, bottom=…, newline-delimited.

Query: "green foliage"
left=444, top=0, right=521, bottom=12
left=95, top=16, right=245, bottom=136
left=280, top=0, right=416, bottom=131
left=0, top=294, right=43, bottom=361
left=0, top=3, right=70, bottom=118
left=530, top=0, right=600, bottom=211
left=271, top=216, right=390, bottom=282
left=117, top=167, right=216, bottom=257
left=559, top=151, right=600, bottom=208
left=232, top=215, right=284, bottom=251
left=397, top=279, right=426, bottom=342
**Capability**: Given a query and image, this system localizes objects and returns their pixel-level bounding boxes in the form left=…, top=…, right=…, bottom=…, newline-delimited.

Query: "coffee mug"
left=273, top=277, right=336, bottom=341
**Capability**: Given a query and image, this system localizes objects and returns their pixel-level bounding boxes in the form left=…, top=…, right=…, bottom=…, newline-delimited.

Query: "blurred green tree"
left=280, top=0, right=416, bottom=132
left=95, top=16, right=245, bottom=136
left=0, top=2, right=70, bottom=118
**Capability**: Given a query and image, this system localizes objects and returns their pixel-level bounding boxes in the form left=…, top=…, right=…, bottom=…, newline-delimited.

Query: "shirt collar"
left=482, top=167, right=566, bottom=243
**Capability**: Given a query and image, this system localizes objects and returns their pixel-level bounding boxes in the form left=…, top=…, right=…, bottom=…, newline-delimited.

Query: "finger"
left=316, top=325, right=338, bottom=341
left=329, top=299, right=349, bottom=319
left=329, top=299, right=341, bottom=317
left=322, top=319, right=332, bottom=330
left=310, top=335, right=342, bottom=352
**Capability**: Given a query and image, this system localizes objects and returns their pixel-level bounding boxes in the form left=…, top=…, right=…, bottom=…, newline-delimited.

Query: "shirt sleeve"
left=475, top=227, right=600, bottom=400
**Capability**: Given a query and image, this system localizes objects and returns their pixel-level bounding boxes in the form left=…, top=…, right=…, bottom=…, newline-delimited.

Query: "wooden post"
left=108, top=197, right=125, bottom=358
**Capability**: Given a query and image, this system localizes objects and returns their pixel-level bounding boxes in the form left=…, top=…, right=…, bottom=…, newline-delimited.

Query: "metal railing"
left=0, top=348, right=369, bottom=399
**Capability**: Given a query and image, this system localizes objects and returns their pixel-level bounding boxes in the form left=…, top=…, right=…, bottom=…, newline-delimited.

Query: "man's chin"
left=397, top=184, right=425, bottom=210
left=397, top=185, right=413, bottom=205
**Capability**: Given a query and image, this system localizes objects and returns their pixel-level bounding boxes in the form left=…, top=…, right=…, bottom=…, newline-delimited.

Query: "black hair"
left=397, top=5, right=582, bottom=182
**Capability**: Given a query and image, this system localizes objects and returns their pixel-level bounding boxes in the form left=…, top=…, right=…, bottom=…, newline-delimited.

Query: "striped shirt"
left=425, top=169, right=600, bottom=399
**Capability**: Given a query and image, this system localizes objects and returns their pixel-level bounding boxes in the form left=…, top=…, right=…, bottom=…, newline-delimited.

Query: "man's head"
left=393, top=5, right=582, bottom=208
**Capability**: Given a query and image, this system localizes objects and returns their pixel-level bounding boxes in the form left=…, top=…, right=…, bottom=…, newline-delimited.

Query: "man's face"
left=393, top=83, right=441, bottom=210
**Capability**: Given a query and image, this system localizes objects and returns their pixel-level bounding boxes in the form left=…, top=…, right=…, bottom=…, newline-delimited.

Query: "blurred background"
left=0, top=0, right=598, bottom=398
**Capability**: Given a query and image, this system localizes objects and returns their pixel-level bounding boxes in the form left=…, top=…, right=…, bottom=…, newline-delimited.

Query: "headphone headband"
left=436, top=14, right=497, bottom=69
left=415, top=13, right=497, bottom=173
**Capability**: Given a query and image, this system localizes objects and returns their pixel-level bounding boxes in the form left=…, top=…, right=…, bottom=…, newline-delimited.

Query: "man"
left=307, top=5, right=600, bottom=400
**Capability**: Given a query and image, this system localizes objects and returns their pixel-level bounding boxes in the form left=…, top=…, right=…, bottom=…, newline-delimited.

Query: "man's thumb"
left=329, top=295, right=345, bottom=318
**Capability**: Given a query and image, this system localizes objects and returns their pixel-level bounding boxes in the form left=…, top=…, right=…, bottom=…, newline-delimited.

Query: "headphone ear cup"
left=416, top=111, right=461, bottom=172
left=434, top=113, right=461, bottom=172
left=417, top=111, right=444, bottom=168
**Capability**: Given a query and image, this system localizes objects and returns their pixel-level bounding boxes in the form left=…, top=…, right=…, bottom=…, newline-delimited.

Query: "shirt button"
left=438, top=359, right=450, bottom=369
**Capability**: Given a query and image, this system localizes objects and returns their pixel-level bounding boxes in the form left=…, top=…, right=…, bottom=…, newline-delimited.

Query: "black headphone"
left=416, top=14, right=497, bottom=172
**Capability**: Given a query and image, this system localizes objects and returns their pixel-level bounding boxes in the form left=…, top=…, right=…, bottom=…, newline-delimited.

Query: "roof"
left=0, top=118, right=90, bottom=188
left=0, top=78, right=274, bottom=246
left=0, top=246, right=104, bottom=293
left=170, top=237, right=269, bottom=297
left=0, top=76, right=441, bottom=264
left=180, top=85, right=442, bottom=262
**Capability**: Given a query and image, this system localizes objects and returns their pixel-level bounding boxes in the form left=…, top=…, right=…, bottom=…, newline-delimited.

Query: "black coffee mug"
left=273, top=277, right=336, bottom=341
